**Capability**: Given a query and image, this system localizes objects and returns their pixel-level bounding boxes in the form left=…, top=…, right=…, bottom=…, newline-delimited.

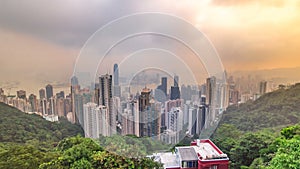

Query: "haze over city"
left=1, top=0, right=300, bottom=95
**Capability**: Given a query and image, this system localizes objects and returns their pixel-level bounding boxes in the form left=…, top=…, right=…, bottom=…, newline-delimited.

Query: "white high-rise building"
left=167, top=107, right=183, bottom=132
left=83, top=102, right=109, bottom=138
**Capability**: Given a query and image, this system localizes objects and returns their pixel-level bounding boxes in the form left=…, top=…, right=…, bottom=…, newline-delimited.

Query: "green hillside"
left=0, top=103, right=161, bottom=168
left=0, top=102, right=84, bottom=143
left=212, top=83, right=300, bottom=168
left=221, top=83, right=300, bottom=131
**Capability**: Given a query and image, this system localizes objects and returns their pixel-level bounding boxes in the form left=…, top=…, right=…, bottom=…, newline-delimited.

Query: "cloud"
left=0, top=0, right=300, bottom=91
left=211, top=0, right=285, bottom=7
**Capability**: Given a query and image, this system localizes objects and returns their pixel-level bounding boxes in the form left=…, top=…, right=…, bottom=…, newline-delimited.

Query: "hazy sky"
left=1, top=0, right=300, bottom=95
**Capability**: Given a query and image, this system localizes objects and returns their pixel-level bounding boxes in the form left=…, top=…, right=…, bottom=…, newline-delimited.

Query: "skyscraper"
left=28, top=94, right=38, bottom=112
left=206, top=76, right=217, bottom=125
left=170, top=76, right=180, bottom=100
left=113, top=64, right=121, bottom=97
left=46, top=84, right=53, bottom=100
left=83, top=103, right=109, bottom=138
left=174, top=75, right=179, bottom=87
left=139, top=87, right=151, bottom=137
left=113, top=64, right=119, bottom=86
left=146, top=100, right=162, bottom=139
left=71, top=76, right=81, bottom=124
left=39, top=89, right=46, bottom=100
left=99, top=74, right=116, bottom=135
left=155, top=77, right=168, bottom=102
left=259, top=81, right=267, bottom=95
left=99, top=74, right=112, bottom=106
left=71, top=76, right=79, bottom=86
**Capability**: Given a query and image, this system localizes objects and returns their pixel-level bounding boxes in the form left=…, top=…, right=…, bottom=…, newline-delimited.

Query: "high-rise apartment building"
left=46, top=84, right=53, bottom=100
left=83, top=103, right=109, bottom=138
left=99, top=74, right=116, bottom=135
left=28, top=94, right=38, bottom=112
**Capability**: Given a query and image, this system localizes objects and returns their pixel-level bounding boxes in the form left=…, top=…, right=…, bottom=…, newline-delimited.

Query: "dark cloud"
left=0, top=0, right=141, bottom=48
left=0, top=0, right=195, bottom=48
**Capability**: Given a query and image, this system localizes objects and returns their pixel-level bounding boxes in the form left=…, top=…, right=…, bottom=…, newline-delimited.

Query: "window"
left=182, top=161, right=187, bottom=168
left=210, top=165, right=218, bottom=169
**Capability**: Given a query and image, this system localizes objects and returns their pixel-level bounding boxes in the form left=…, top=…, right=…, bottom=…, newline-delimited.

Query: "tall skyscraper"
left=71, top=76, right=79, bottom=86
left=139, top=87, right=151, bottom=137
left=39, top=89, right=46, bottom=100
left=174, top=75, right=179, bottom=87
left=99, top=74, right=112, bottom=106
left=170, top=87, right=180, bottom=100
left=99, top=74, right=116, bottom=135
left=46, top=84, right=53, bottom=100
left=155, top=77, right=168, bottom=102
left=113, top=64, right=119, bottom=86
left=71, top=76, right=81, bottom=124
left=206, top=76, right=217, bottom=125
left=113, top=64, right=121, bottom=98
left=170, top=76, right=180, bottom=100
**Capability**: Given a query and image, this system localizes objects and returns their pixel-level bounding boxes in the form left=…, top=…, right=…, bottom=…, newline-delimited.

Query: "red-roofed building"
left=152, top=139, right=229, bottom=169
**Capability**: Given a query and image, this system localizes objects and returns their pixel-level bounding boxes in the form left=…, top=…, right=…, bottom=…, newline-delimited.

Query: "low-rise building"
left=152, top=139, right=229, bottom=169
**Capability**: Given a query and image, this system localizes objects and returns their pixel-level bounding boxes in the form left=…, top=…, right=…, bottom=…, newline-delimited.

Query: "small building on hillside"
left=152, top=139, right=229, bottom=169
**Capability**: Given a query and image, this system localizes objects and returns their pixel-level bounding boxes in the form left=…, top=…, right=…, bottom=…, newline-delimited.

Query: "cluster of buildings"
left=0, top=84, right=74, bottom=122
left=76, top=64, right=230, bottom=144
left=227, top=75, right=278, bottom=104
left=0, top=63, right=276, bottom=145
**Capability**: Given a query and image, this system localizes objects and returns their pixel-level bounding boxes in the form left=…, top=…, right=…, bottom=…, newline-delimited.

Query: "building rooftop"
left=152, top=139, right=229, bottom=169
left=152, top=152, right=179, bottom=168
left=177, top=147, right=198, bottom=161
left=192, top=139, right=228, bottom=161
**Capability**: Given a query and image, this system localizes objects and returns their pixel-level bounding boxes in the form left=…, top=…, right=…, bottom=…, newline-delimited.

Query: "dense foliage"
left=0, top=102, right=84, bottom=143
left=0, top=103, right=161, bottom=168
left=211, top=83, right=300, bottom=168
left=40, top=136, right=162, bottom=169
left=98, top=134, right=170, bottom=158
left=221, top=83, right=300, bottom=131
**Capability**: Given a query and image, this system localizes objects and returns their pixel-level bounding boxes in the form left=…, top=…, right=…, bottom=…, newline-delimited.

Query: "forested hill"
left=0, top=103, right=161, bottom=168
left=221, top=83, right=300, bottom=131
left=0, top=102, right=84, bottom=143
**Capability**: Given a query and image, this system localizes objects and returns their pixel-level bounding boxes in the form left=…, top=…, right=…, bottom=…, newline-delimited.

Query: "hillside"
left=0, top=103, right=161, bottom=168
left=212, top=83, right=300, bottom=168
left=0, top=102, right=84, bottom=143
left=221, top=83, right=300, bottom=131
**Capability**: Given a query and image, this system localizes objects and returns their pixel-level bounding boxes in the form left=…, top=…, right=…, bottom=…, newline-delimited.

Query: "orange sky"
left=0, top=0, right=300, bottom=94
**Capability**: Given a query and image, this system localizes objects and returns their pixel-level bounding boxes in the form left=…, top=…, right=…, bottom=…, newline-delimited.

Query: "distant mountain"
left=220, top=83, right=300, bottom=131
left=0, top=102, right=84, bottom=143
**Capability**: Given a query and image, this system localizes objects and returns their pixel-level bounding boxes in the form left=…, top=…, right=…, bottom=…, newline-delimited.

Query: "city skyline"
left=1, top=0, right=300, bottom=95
